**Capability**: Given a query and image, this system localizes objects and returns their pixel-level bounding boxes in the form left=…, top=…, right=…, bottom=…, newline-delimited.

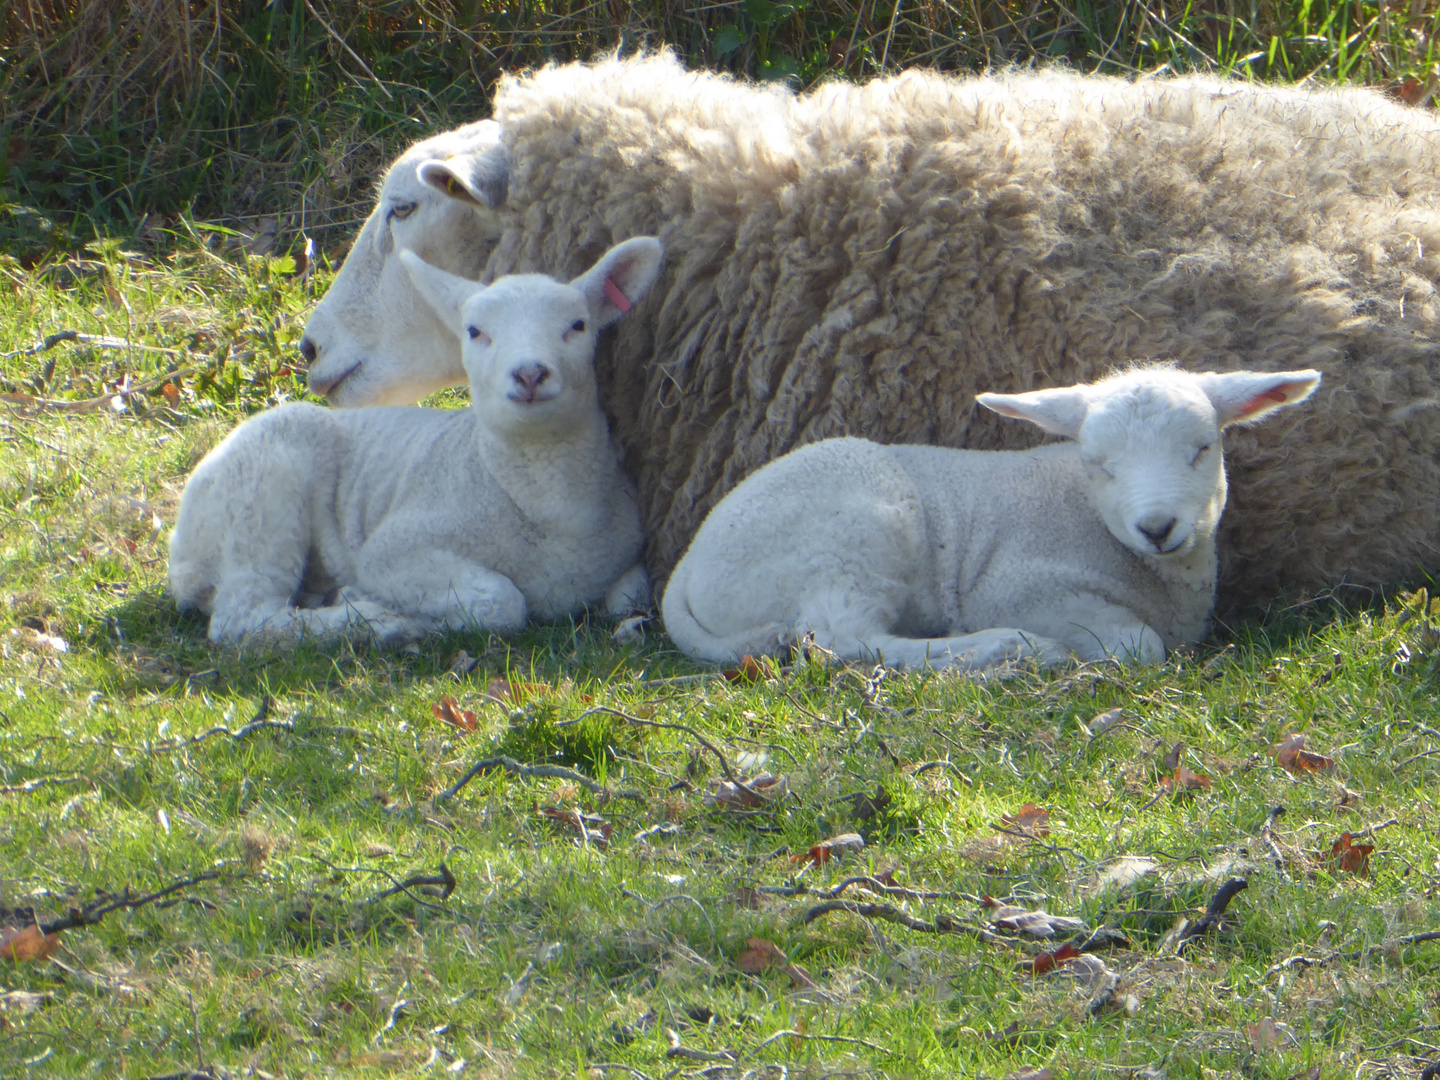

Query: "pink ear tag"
left=603, top=277, right=632, bottom=313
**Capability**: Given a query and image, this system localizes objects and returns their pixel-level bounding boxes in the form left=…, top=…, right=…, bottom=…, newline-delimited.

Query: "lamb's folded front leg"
left=603, top=564, right=651, bottom=616
left=353, top=546, right=528, bottom=635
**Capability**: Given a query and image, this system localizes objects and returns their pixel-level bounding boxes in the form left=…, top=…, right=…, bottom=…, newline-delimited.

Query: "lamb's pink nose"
left=511, top=363, right=551, bottom=401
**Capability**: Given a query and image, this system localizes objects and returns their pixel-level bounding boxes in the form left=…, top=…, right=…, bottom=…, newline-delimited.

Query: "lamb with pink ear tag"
left=168, top=237, right=663, bottom=645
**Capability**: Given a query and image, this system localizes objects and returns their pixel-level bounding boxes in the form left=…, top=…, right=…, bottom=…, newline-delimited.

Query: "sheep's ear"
left=1199, top=369, right=1322, bottom=427
left=977, top=385, right=1091, bottom=439
left=572, top=237, right=664, bottom=329
left=400, top=250, right=483, bottom=333
left=416, top=126, right=510, bottom=210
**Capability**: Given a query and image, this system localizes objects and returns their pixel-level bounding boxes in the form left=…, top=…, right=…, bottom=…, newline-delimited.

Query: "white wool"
left=168, top=238, right=661, bottom=644
left=661, top=366, right=1320, bottom=671
left=298, top=55, right=1440, bottom=613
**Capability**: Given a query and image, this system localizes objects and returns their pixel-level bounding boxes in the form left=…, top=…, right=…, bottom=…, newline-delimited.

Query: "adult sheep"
left=301, top=54, right=1440, bottom=615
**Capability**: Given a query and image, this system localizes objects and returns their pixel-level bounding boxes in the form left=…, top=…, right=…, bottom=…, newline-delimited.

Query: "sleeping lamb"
left=168, top=237, right=662, bottom=644
left=662, top=365, right=1319, bottom=670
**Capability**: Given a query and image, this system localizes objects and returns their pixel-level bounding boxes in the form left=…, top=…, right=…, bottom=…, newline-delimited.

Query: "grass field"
left=2, top=229, right=1440, bottom=1079
left=5, top=2, right=1440, bottom=1073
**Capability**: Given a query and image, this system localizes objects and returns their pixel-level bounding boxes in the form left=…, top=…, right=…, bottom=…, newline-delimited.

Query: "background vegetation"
left=3, top=3, right=1440, bottom=1078
left=3, top=0, right=1439, bottom=261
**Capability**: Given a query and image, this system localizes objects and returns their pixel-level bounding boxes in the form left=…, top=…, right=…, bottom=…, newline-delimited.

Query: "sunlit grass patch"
left=1, top=239, right=1439, bottom=1077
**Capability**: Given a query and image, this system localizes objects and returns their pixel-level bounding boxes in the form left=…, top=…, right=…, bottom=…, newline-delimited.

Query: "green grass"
left=2, top=239, right=1439, bottom=1078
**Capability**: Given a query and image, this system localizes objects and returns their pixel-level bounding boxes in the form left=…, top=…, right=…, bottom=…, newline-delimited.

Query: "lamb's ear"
left=416, top=122, right=511, bottom=209
left=572, top=237, right=664, bottom=329
left=400, top=250, right=482, bottom=335
left=977, top=385, right=1092, bottom=439
left=1198, top=369, right=1322, bottom=427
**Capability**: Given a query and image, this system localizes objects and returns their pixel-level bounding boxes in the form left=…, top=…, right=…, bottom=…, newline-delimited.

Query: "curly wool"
left=479, top=56, right=1440, bottom=613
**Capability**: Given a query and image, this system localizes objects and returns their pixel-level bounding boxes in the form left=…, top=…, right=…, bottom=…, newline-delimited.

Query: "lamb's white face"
left=1075, top=382, right=1225, bottom=559
left=399, top=236, right=664, bottom=433
left=978, top=366, right=1322, bottom=562
left=300, top=120, right=511, bottom=407
left=454, top=275, right=600, bottom=433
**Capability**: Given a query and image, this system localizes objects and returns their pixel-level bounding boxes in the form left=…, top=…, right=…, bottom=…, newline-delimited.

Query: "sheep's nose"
left=512, top=363, right=550, bottom=395
left=1136, top=516, right=1178, bottom=549
left=299, top=336, right=318, bottom=364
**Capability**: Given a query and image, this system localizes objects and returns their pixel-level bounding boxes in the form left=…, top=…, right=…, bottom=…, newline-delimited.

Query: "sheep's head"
left=978, top=366, right=1321, bottom=560
left=300, top=119, right=512, bottom=407
left=401, top=237, right=663, bottom=436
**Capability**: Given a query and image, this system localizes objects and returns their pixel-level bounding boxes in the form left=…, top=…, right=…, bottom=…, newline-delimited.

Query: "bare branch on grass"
left=2, top=363, right=200, bottom=412
left=803, top=900, right=1009, bottom=946
left=1176, top=877, right=1248, bottom=951
left=1267, top=929, right=1440, bottom=978
left=365, top=864, right=457, bottom=906
left=587, top=1066, right=658, bottom=1080
left=560, top=706, right=773, bottom=806
left=757, top=876, right=962, bottom=902
left=435, top=754, right=608, bottom=803
left=0, top=775, right=90, bottom=796
left=39, top=870, right=234, bottom=936
left=0, top=329, right=184, bottom=360
left=309, top=857, right=458, bottom=912
left=1260, top=805, right=1287, bottom=875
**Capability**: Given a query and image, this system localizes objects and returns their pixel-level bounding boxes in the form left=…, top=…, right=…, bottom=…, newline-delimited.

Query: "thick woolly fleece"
left=661, top=366, right=1319, bottom=670
left=481, top=56, right=1440, bottom=613
left=170, top=242, right=656, bottom=643
left=303, top=55, right=1440, bottom=614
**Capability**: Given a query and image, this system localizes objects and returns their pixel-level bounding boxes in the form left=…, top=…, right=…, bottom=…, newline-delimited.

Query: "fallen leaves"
left=1247, top=1016, right=1300, bottom=1053
left=721, top=653, right=787, bottom=683
left=1317, top=832, right=1374, bottom=877
left=432, top=694, right=478, bottom=732
left=1273, top=733, right=1336, bottom=775
left=0, top=924, right=59, bottom=963
left=735, top=937, right=815, bottom=988
left=795, top=832, right=864, bottom=867
left=1156, top=741, right=1210, bottom=795
left=539, top=806, right=611, bottom=848
left=1017, top=942, right=1081, bottom=974
left=998, top=802, right=1051, bottom=837
left=705, top=774, right=787, bottom=811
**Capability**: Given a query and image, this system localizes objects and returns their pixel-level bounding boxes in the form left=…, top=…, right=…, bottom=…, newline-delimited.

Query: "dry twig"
left=803, top=900, right=1009, bottom=945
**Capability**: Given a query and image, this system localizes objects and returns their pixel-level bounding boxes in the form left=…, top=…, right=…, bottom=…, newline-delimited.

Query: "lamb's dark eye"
left=1192, top=443, right=1212, bottom=465
left=389, top=201, right=417, bottom=221
left=571, top=320, right=586, bottom=333
left=467, top=326, right=481, bottom=340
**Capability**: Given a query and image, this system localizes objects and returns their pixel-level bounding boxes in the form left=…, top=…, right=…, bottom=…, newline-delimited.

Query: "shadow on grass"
left=96, top=586, right=690, bottom=700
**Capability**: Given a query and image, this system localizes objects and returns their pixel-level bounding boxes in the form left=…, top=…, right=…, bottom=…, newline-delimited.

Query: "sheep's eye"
left=389, top=201, right=417, bottom=221
left=1191, top=443, right=1212, bottom=465
left=571, top=319, right=586, bottom=333
left=467, top=326, right=481, bottom=340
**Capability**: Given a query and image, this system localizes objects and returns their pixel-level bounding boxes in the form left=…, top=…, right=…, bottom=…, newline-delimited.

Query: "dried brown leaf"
left=539, top=806, right=611, bottom=848
left=1247, top=1016, right=1299, bottom=1053
left=999, top=802, right=1051, bottom=837
left=1317, top=832, right=1373, bottom=876
left=1272, top=733, right=1335, bottom=774
left=432, top=694, right=477, bottom=732
left=0, top=925, right=59, bottom=963
left=1017, top=942, right=1081, bottom=974
left=1159, top=764, right=1211, bottom=793
left=706, top=773, right=786, bottom=811
left=795, top=832, right=864, bottom=867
